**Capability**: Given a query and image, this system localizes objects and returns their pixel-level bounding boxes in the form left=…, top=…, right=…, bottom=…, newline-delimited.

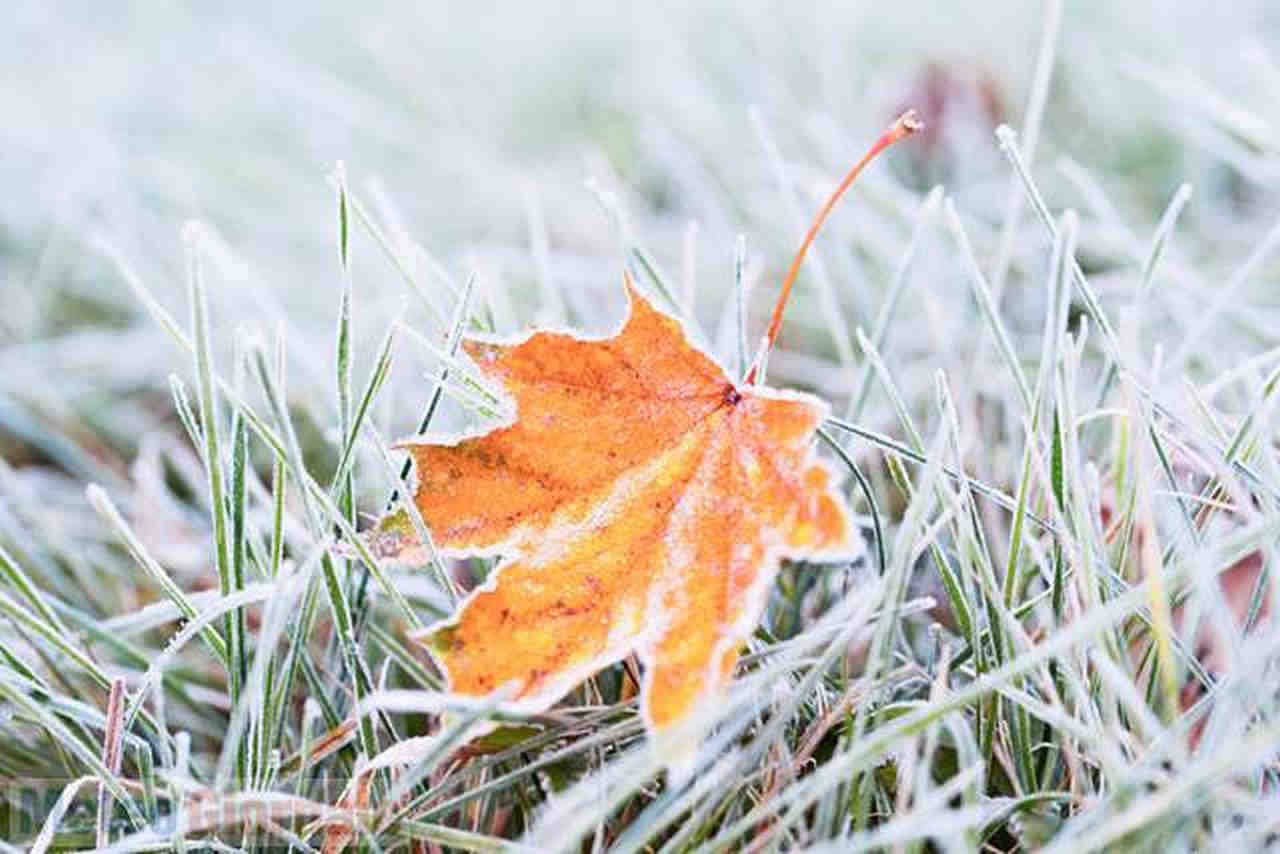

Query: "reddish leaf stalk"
left=746, top=109, right=922, bottom=384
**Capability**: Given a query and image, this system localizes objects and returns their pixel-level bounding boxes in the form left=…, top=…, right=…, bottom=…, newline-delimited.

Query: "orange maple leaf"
left=394, top=279, right=857, bottom=766
left=382, top=111, right=920, bottom=773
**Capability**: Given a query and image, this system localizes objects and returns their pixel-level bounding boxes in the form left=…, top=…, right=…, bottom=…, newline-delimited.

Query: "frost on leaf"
left=384, top=277, right=860, bottom=774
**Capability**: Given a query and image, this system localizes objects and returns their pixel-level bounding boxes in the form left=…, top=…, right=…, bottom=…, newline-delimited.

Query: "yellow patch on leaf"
left=391, top=278, right=859, bottom=771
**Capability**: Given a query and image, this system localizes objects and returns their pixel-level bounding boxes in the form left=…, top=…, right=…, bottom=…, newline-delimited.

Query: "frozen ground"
left=2, top=0, right=1280, bottom=850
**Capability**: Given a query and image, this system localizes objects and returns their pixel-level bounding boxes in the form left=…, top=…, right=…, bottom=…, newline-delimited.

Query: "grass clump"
left=4, top=2, right=1280, bottom=851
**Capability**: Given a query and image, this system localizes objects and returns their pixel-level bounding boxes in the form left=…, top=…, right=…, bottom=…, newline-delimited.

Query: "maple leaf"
left=379, top=111, right=920, bottom=774
left=384, top=280, right=855, bottom=767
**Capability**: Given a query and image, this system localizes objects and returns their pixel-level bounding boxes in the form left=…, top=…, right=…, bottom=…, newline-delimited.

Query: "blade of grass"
left=183, top=224, right=238, bottom=720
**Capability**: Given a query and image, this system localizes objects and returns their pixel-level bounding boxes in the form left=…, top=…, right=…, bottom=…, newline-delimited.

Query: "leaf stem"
left=746, top=109, right=921, bottom=384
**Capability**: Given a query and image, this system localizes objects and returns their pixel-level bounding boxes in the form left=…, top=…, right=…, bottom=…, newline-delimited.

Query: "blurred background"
left=2, top=0, right=1279, bottom=522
